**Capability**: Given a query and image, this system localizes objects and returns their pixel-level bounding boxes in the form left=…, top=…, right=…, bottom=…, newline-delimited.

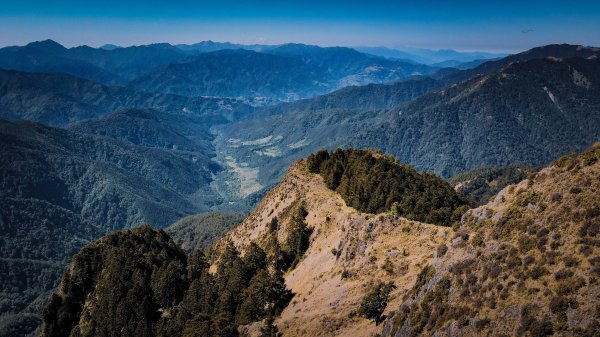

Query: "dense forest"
left=41, top=204, right=313, bottom=337
left=306, top=149, right=469, bottom=226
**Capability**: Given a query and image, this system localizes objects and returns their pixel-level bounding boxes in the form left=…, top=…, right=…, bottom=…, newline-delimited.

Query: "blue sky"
left=1, top=0, right=599, bottom=52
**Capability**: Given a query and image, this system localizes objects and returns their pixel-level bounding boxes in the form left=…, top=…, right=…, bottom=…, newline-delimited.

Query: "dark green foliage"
left=41, top=225, right=188, bottom=337
left=436, top=244, right=448, bottom=257
left=283, top=204, right=312, bottom=270
left=472, top=232, right=485, bottom=247
left=517, top=304, right=554, bottom=337
left=358, top=282, right=396, bottom=324
left=40, top=226, right=293, bottom=337
left=449, top=166, right=535, bottom=204
left=307, top=149, right=468, bottom=226
left=260, top=316, right=282, bottom=337
left=0, top=118, right=230, bottom=335
left=413, top=265, right=436, bottom=295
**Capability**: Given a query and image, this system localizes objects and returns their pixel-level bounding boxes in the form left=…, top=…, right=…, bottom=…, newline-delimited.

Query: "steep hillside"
left=40, top=145, right=600, bottom=336
left=40, top=225, right=292, bottom=337
left=40, top=226, right=189, bottom=337
left=0, top=68, right=252, bottom=127
left=212, top=157, right=459, bottom=337
left=437, top=44, right=600, bottom=84
left=214, top=50, right=600, bottom=198
left=381, top=143, right=600, bottom=337
left=131, top=49, right=317, bottom=100
left=41, top=150, right=468, bottom=337
left=69, top=108, right=215, bottom=153
left=0, top=120, right=223, bottom=336
left=260, top=77, right=440, bottom=115
left=306, top=149, right=468, bottom=226
left=355, top=56, right=600, bottom=177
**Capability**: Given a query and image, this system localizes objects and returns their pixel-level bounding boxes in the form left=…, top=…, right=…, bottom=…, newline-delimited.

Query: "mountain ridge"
left=38, top=143, right=600, bottom=336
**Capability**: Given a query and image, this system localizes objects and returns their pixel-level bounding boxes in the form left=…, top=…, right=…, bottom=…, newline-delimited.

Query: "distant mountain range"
left=0, top=40, right=445, bottom=101
left=131, top=46, right=437, bottom=100
left=216, top=44, right=600, bottom=189
left=354, top=46, right=506, bottom=64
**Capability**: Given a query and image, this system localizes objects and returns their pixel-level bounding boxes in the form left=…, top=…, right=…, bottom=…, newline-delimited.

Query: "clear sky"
left=1, top=0, right=599, bottom=52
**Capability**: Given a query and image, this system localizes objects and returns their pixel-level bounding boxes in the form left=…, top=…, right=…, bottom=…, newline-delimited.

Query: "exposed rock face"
left=381, top=144, right=600, bottom=336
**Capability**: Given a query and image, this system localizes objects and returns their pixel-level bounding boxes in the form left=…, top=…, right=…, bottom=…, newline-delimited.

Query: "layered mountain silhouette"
left=217, top=44, right=600, bottom=192
left=0, top=40, right=439, bottom=101
left=130, top=46, right=437, bottom=100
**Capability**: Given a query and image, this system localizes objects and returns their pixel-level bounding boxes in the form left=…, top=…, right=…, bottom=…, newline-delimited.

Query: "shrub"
left=518, top=235, right=537, bottom=253
left=579, top=221, right=599, bottom=237
left=382, top=258, right=394, bottom=275
left=472, top=232, right=484, bottom=247
left=358, top=282, right=396, bottom=324
left=563, top=256, right=579, bottom=267
left=528, top=265, right=549, bottom=280
left=436, top=244, right=448, bottom=257
left=260, top=316, right=282, bottom=337
left=580, top=245, right=593, bottom=256
left=550, top=193, right=562, bottom=203
left=523, top=255, right=535, bottom=265
left=554, top=269, right=574, bottom=280
left=413, top=265, right=436, bottom=295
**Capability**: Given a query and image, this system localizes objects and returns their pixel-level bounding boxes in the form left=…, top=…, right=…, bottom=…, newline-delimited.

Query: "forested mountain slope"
left=0, top=119, right=223, bottom=336
left=40, top=150, right=468, bottom=337
left=0, top=68, right=252, bottom=127
left=354, top=56, right=600, bottom=177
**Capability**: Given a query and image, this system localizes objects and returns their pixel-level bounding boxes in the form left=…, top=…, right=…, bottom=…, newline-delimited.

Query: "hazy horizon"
left=1, top=38, right=524, bottom=54
left=2, top=0, right=599, bottom=53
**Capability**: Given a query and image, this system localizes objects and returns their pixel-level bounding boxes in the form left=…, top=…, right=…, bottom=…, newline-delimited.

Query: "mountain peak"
left=99, top=43, right=121, bottom=50
left=25, top=39, right=66, bottom=51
